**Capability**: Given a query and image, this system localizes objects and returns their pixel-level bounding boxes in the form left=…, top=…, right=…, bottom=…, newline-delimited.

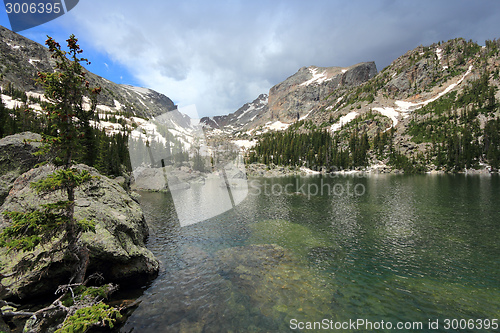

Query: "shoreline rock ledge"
left=0, top=163, right=160, bottom=300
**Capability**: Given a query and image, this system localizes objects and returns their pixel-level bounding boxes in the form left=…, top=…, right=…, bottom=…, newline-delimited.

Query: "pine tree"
left=0, top=35, right=100, bottom=284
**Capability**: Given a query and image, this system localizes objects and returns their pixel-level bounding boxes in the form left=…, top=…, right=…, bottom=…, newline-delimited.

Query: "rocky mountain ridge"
left=205, top=37, right=500, bottom=173
left=202, top=62, right=377, bottom=134
left=0, top=25, right=177, bottom=121
left=0, top=26, right=218, bottom=180
left=266, top=62, right=377, bottom=123
left=200, top=93, right=268, bottom=131
left=307, top=38, right=500, bottom=151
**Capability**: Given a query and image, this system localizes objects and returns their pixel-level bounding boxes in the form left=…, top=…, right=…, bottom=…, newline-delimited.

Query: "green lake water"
left=121, top=174, right=500, bottom=332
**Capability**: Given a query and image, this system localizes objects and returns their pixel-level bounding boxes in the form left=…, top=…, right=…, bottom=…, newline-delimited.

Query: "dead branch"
left=1, top=310, right=35, bottom=318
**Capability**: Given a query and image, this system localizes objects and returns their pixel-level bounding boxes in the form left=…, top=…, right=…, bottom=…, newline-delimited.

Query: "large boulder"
left=0, top=164, right=159, bottom=300
left=0, top=132, right=44, bottom=204
left=131, top=167, right=168, bottom=191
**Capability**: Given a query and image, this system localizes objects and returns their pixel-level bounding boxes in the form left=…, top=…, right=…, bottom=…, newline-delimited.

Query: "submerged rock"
left=0, top=164, right=159, bottom=300
left=216, top=244, right=335, bottom=328
left=247, top=219, right=330, bottom=256
left=123, top=243, right=336, bottom=332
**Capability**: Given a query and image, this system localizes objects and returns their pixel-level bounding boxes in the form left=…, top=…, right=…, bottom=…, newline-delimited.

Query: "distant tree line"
left=0, top=93, right=130, bottom=177
left=247, top=128, right=370, bottom=170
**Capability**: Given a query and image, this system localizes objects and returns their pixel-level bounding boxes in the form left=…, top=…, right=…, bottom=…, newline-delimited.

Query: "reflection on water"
left=122, top=174, right=500, bottom=332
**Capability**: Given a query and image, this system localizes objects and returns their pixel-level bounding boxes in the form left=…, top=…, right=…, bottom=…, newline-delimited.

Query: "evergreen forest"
left=0, top=88, right=131, bottom=177
left=248, top=71, right=500, bottom=173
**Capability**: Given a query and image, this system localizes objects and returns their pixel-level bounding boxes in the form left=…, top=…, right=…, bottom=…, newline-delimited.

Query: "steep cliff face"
left=266, top=62, right=377, bottom=123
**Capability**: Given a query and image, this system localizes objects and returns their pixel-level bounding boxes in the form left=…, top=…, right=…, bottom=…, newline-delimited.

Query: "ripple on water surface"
left=122, top=175, right=500, bottom=332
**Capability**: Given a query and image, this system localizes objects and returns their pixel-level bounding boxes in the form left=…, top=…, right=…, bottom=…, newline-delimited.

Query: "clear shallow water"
left=121, top=174, right=500, bottom=332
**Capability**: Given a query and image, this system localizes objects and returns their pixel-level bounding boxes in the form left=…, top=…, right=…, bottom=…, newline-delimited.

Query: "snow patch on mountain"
left=28, top=59, right=40, bottom=66
left=123, top=85, right=152, bottom=97
left=114, top=100, right=123, bottom=110
left=436, top=48, right=443, bottom=61
left=372, top=107, right=398, bottom=130
left=266, top=121, right=290, bottom=131
left=395, top=64, right=473, bottom=112
left=299, top=110, right=313, bottom=121
left=1, top=94, right=22, bottom=109
left=233, top=139, right=257, bottom=149
left=6, top=41, right=21, bottom=50
left=301, top=67, right=330, bottom=86
left=330, top=111, right=358, bottom=132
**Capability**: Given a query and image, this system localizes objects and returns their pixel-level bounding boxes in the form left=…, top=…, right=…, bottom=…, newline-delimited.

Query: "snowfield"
left=301, top=68, right=329, bottom=86
left=330, top=111, right=358, bottom=132
left=372, top=107, right=398, bottom=130
left=265, top=121, right=290, bottom=131
left=123, top=85, right=152, bottom=97
left=233, top=139, right=257, bottom=149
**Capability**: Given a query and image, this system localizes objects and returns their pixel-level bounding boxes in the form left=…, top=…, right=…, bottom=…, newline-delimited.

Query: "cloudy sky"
left=1, top=0, right=500, bottom=117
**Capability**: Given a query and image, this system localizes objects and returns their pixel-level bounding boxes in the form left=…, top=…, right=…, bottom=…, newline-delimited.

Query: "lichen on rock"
left=0, top=132, right=44, bottom=205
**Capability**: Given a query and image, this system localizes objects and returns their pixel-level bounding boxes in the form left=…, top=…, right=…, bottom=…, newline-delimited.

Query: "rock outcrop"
left=266, top=62, right=377, bottom=123
left=131, top=165, right=209, bottom=192
left=0, top=163, right=159, bottom=300
left=0, top=132, right=44, bottom=204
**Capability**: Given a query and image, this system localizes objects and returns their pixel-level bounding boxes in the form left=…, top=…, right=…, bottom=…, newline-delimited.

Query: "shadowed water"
left=121, top=174, right=500, bottom=332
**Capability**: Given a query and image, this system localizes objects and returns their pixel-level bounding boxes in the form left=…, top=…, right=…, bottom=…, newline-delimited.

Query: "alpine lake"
left=120, top=173, right=500, bottom=332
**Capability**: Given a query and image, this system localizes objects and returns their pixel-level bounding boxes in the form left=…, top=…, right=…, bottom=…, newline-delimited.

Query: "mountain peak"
left=266, top=62, right=377, bottom=123
left=200, top=93, right=268, bottom=131
left=0, top=25, right=177, bottom=120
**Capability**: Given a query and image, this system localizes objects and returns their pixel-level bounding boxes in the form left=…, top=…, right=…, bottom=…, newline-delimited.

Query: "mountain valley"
left=1, top=25, right=500, bottom=174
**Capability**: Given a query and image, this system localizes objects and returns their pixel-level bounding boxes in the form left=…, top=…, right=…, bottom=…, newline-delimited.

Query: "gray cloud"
left=62, top=0, right=500, bottom=117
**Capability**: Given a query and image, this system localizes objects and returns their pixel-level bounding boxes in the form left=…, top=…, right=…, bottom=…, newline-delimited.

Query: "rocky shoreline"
left=129, top=160, right=497, bottom=194
left=0, top=132, right=160, bottom=332
left=244, top=162, right=496, bottom=178
left=245, top=162, right=397, bottom=177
